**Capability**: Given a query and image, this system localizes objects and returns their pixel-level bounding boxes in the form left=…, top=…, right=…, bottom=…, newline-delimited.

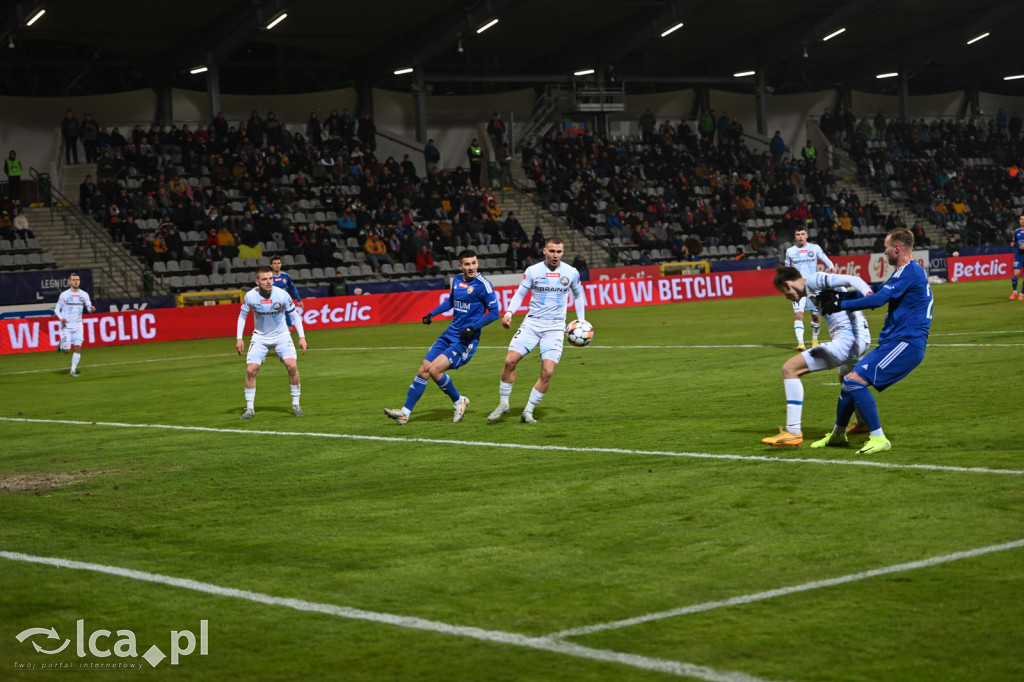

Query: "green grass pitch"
left=1, top=279, right=1021, bottom=681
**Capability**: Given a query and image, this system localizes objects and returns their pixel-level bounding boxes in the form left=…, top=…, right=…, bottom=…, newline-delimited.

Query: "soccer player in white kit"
left=762, top=265, right=872, bottom=446
left=236, top=266, right=307, bottom=419
left=784, top=227, right=836, bottom=350
left=54, top=272, right=95, bottom=377
left=488, top=237, right=586, bottom=423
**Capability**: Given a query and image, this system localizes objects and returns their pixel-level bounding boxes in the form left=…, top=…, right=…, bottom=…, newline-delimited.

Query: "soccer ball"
left=565, top=320, right=594, bottom=347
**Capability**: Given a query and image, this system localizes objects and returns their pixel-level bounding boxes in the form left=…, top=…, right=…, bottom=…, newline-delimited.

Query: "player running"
left=236, top=266, right=307, bottom=419
left=384, top=250, right=500, bottom=425
left=784, top=227, right=836, bottom=350
left=762, top=265, right=872, bottom=447
left=54, top=272, right=95, bottom=377
left=488, top=237, right=586, bottom=423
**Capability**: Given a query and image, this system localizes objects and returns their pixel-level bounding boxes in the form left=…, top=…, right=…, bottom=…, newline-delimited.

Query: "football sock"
left=403, top=376, right=429, bottom=412
left=436, top=373, right=460, bottom=402
left=1013, top=276, right=1019, bottom=292
left=244, top=388, right=255, bottom=410
left=842, top=377, right=882, bottom=435
left=290, top=383, right=301, bottom=406
left=784, top=378, right=803, bottom=434
left=793, top=321, right=804, bottom=345
left=834, top=381, right=856, bottom=433
left=498, top=380, right=513, bottom=406
left=71, top=352, right=81, bottom=372
left=811, top=322, right=820, bottom=341
left=525, top=387, right=545, bottom=412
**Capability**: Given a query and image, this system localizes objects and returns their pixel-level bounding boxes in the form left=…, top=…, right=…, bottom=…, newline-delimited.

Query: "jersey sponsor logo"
left=457, top=282, right=468, bottom=288
left=545, top=272, right=560, bottom=278
left=261, top=299, right=273, bottom=304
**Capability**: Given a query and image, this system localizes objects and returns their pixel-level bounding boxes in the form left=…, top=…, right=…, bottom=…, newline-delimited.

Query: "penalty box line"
left=2, top=417, right=1023, bottom=477
left=0, top=550, right=778, bottom=682
left=550, top=538, right=1024, bottom=639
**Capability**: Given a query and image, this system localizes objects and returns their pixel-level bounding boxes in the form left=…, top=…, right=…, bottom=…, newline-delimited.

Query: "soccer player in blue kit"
left=384, top=250, right=500, bottom=424
left=1010, top=214, right=1024, bottom=300
left=270, top=256, right=302, bottom=325
left=814, top=228, right=933, bottom=454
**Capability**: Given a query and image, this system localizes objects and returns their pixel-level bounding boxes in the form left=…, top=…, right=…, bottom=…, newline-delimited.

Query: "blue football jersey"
left=431, top=274, right=500, bottom=340
left=844, top=260, right=932, bottom=349
left=272, top=272, right=301, bottom=301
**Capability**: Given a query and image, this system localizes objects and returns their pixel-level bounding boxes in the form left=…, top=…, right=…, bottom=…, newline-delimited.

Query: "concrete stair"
left=29, top=163, right=149, bottom=298
left=506, top=162, right=613, bottom=269
left=833, top=149, right=944, bottom=248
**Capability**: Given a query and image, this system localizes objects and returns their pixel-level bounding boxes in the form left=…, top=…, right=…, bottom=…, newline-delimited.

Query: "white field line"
left=0, top=334, right=1019, bottom=376
left=0, top=551, right=778, bottom=682
left=550, top=538, right=1024, bottom=639
left=2, top=417, right=1022, bottom=477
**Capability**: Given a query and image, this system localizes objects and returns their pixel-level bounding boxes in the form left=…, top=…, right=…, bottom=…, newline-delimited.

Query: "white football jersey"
left=806, top=272, right=870, bottom=342
left=54, top=288, right=93, bottom=326
left=785, top=242, right=833, bottom=278
left=516, top=261, right=585, bottom=331
left=239, top=286, right=296, bottom=337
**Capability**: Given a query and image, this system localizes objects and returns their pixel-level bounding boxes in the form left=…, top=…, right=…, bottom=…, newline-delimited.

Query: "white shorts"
left=802, top=333, right=870, bottom=375
left=61, top=324, right=84, bottom=349
left=246, top=332, right=297, bottom=365
left=509, top=318, right=564, bottom=363
left=791, top=295, right=818, bottom=314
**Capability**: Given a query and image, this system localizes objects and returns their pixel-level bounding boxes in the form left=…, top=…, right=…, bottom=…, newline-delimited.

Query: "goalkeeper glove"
left=817, top=288, right=843, bottom=315
left=422, top=313, right=432, bottom=325
left=459, top=326, right=476, bottom=344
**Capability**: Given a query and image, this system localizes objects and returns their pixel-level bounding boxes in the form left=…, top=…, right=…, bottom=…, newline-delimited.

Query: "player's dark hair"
left=256, top=265, right=273, bottom=276
left=545, top=237, right=564, bottom=246
left=457, top=249, right=477, bottom=262
left=772, top=265, right=801, bottom=289
left=69, top=272, right=79, bottom=278
left=887, top=227, right=914, bottom=249
left=270, top=256, right=282, bottom=263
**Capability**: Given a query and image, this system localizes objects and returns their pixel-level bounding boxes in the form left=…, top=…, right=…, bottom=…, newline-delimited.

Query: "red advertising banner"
left=817, top=250, right=929, bottom=283
left=0, top=270, right=779, bottom=354
left=588, top=265, right=662, bottom=280
left=947, top=253, right=1013, bottom=282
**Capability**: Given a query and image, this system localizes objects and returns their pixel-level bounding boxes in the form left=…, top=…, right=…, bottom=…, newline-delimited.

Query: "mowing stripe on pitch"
left=2, top=335, right=1019, bottom=376
left=550, top=538, right=1024, bottom=639
left=2, top=417, right=1022, bottom=476
left=0, top=551, right=776, bottom=682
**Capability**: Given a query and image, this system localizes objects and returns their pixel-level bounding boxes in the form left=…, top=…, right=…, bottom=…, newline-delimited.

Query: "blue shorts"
left=425, top=335, right=477, bottom=370
left=1014, top=254, right=1024, bottom=270
left=852, top=341, right=925, bottom=391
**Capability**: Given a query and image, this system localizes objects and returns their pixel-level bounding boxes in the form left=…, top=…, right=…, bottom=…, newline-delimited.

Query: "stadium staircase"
left=503, top=158, right=612, bottom=269
left=27, top=164, right=155, bottom=298
left=831, top=147, right=945, bottom=248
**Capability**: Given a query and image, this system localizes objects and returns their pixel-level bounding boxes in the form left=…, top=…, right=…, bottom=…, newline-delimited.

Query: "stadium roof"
left=2, top=0, right=1022, bottom=97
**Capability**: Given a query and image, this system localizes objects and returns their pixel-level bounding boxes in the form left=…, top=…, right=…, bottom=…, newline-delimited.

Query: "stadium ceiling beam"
left=421, top=72, right=740, bottom=85
left=154, top=0, right=300, bottom=78
left=696, top=0, right=888, bottom=79
left=0, top=0, right=46, bottom=44
left=855, top=0, right=1024, bottom=83
left=542, top=0, right=718, bottom=74
left=372, top=0, right=529, bottom=77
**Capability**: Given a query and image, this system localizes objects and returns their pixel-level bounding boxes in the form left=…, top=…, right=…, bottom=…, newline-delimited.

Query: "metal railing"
left=29, top=166, right=163, bottom=298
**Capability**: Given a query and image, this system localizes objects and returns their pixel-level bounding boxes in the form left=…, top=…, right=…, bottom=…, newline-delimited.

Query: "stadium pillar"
left=755, top=72, right=768, bottom=136
left=206, top=65, right=222, bottom=123
left=413, top=70, right=427, bottom=144
left=898, top=72, right=909, bottom=120
left=156, top=82, right=173, bottom=125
